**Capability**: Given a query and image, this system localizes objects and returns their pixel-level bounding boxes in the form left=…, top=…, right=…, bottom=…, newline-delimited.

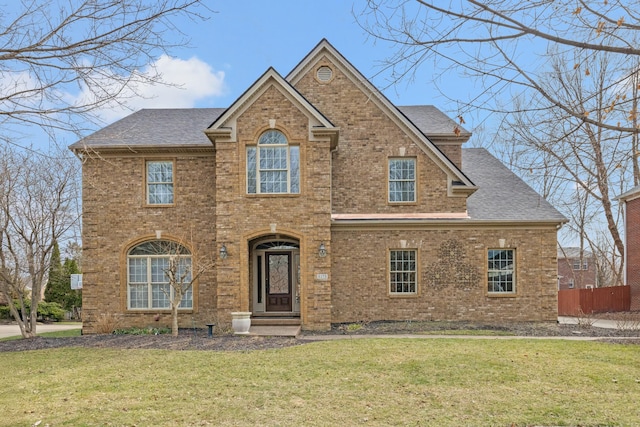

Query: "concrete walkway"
left=557, top=316, right=619, bottom=329
left=0, top=323, right=81, bottom=339
left=0, top=317, right=627, bottom=339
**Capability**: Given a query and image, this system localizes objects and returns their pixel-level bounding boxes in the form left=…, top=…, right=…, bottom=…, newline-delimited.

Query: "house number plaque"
left=315, top=273, right=329, bottom=281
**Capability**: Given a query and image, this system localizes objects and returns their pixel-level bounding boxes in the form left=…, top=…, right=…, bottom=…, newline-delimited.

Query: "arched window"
left=246, top=130, right=300, bottom=194
left=127, top=240, right=193, bottom=310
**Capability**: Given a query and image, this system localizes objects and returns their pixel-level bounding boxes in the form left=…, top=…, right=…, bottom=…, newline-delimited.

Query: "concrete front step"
left=248, top=325, right=301, bottom=337
left=251, top=317, right=301, bottom=326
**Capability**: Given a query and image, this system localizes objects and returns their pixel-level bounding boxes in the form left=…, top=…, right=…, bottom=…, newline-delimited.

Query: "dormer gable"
left=204, top=67, right=338, bottom=148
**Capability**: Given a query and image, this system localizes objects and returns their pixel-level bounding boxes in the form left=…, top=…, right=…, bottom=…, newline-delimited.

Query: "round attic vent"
left=316, top=66, right=333, bottom=82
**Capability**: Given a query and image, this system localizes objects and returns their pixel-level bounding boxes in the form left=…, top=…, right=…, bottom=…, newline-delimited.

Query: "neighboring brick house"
left=617, top=185, right=640, bottom=311
left=557, top=248, right=597, bottom=290
left=70, top=40, right=567, bottom=334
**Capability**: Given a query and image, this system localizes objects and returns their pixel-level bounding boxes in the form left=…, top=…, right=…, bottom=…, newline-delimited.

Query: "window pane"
left=129, top=258, right=147, bottom=282
left=260, top=147, right=287, bottom=170
left=390, top=250, right=417, bottom=294
left=148, top=161, right=173, bottom=183
left=259, top=130, right=287, bottom=145
left=128, top=241, right=192, bottom=310
left=151, top=258, right=169, bottom=283
left=389, top=159, right=415, bottom=202
left=488, top=249, right=515, bottom=293
left=149, top=183, right=174, bottom=204
left=247, top=147, right=257, bottom=193
left=152, top=284, right=170, bottom=308
left=180, top=288, right=193, bottom=308
left=290, top=146, right=300, bottom=193
left=129, top=284, right=148, bottom=308
left=261, top=171, right=287, bottom=193
left=147, top=161, right=174, bottom=205
left=130, top=241, right=190, bottom=256
left=178, top=258, right=192, bottom=282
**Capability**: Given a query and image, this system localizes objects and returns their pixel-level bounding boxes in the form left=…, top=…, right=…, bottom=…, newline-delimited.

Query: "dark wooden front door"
left=266, top=252, right=292, bottom=312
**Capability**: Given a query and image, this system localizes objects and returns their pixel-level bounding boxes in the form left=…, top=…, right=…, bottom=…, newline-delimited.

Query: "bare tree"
left=359, top=1, right=640, bottom=280
left=0, top=146, right=79, bottom=338
left=138, top=239, right=212, bottom=337
left=358, top=1, right=640, bottom=136
left=495, top=47, right=631, bottom=284
left=0, top=0, right=208, bottom=146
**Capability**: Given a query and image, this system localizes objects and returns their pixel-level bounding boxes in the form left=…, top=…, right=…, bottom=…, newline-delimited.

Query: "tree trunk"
left=171, top=304, right=179, bottom=337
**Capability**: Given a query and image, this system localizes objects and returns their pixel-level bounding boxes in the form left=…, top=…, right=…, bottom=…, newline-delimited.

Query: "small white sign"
left=316, top=273, right=329, bottom=281
left=70, top=274, right=83, bottom=290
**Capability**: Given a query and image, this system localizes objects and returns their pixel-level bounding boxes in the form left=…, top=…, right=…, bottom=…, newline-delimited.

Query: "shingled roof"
left=69, top=108, right=224, bottom=150
left=69, top=105, right=464, bottom=150
left=69, top=108, right=565, bottom=223
left=398, top=105, right=470, bottom=139
left=463, top=148, right=567, bottom=223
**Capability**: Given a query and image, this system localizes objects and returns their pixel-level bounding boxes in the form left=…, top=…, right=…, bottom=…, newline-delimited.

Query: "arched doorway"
left=251, top=238, right=300, bottom=315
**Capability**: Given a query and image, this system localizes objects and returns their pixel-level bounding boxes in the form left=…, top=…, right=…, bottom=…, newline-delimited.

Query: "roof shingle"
left=463, top=148, right=566, bottom=222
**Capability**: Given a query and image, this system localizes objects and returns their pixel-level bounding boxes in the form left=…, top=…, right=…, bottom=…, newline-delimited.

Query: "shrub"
left=37, top=301, right=65, bottom=321
left=0, top=305, right=11, bottom=319
left=0, top=300, right=65, bottom=321
left=94, top=313, right=121, bottom=334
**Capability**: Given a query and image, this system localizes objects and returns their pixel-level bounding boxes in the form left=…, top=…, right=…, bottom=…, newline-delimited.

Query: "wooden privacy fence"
left=558, top=285, right=631, bottom=316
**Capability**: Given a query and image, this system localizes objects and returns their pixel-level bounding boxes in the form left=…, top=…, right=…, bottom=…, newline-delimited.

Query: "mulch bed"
left=1, top=319, right=639, bottom=352
left=0, top=332, right=304, bottom=352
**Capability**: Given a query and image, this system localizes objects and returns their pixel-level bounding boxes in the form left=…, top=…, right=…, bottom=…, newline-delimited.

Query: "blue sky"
left=177, top=1, right=457, bottom=109
left=89, top=0, right=475, bottom=127
left=2, top=1, right=478, bottom=147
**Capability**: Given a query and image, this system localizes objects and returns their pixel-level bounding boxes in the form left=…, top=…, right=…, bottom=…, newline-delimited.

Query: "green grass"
left=416, top=329, right=514, bottom=336
left=0, top=339, right=638, bottom=426
left=0, top=328, right=81, bottom=342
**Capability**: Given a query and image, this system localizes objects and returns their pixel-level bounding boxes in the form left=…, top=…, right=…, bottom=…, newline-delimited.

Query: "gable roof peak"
left=205, top=61, right=336, bottom=144
left=287, top=39, right=475, bottom=191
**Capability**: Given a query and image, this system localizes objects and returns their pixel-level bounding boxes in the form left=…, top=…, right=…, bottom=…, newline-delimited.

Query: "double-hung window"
left=128, top=241, right=193, bottom=310
left=390, top=249, right=417, bottom=294
left=389, top=158, right=415, bottom=202
left=487, top=249, right=515, bottom=293
left=147, top=160, right=174, bottom=205
left=247, top=130, right=300, bottom=194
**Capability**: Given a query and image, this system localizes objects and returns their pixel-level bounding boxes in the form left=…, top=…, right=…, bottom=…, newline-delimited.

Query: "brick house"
left=557, top=248, right=597, bottom=290
left=70, top=40, right=567, bottom=334
left=617, top=185, right=640, bottom=311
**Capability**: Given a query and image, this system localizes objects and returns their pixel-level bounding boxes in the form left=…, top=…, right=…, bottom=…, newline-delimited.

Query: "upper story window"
left=389, top=158, right=415, bottom=203
left=488, top=249, right=515, bottom=294
left=147, top=160, right=174, bottom=205
left=127, top=240, right=192, bottom=310
left=247, top=130, right=300, bottom=194
left=572, top=259, right=589, bottom=270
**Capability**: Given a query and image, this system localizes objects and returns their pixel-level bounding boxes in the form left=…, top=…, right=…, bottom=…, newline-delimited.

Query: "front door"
left=266, top=252, right=292, bottom=312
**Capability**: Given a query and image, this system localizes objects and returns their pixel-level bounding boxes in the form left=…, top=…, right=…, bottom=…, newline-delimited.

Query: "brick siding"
left=626, top=197, right=640, bottom=310
left=78, top=47, right=561, bottom=333
left=331, top=227, right=558, bottom=323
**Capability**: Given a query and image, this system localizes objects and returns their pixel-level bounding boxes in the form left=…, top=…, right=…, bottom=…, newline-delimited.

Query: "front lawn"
left=0, top=338, right=638, bottom=426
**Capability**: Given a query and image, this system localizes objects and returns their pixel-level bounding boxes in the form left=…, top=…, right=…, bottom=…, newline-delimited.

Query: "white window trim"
left=389, top=249, right=418, bottom=295
left=487, top=248, right=516, bottom=295
left=146, top=160, right=174, bottom=205
left=127, top=251, right=193, bottom=310
left=247, top=131, right=300, bottom=194
left=388, top=158, right=416, bottom=203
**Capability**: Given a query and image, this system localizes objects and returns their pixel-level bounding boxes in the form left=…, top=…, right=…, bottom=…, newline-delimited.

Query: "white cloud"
left=72, top=55, right=226, bottom=123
